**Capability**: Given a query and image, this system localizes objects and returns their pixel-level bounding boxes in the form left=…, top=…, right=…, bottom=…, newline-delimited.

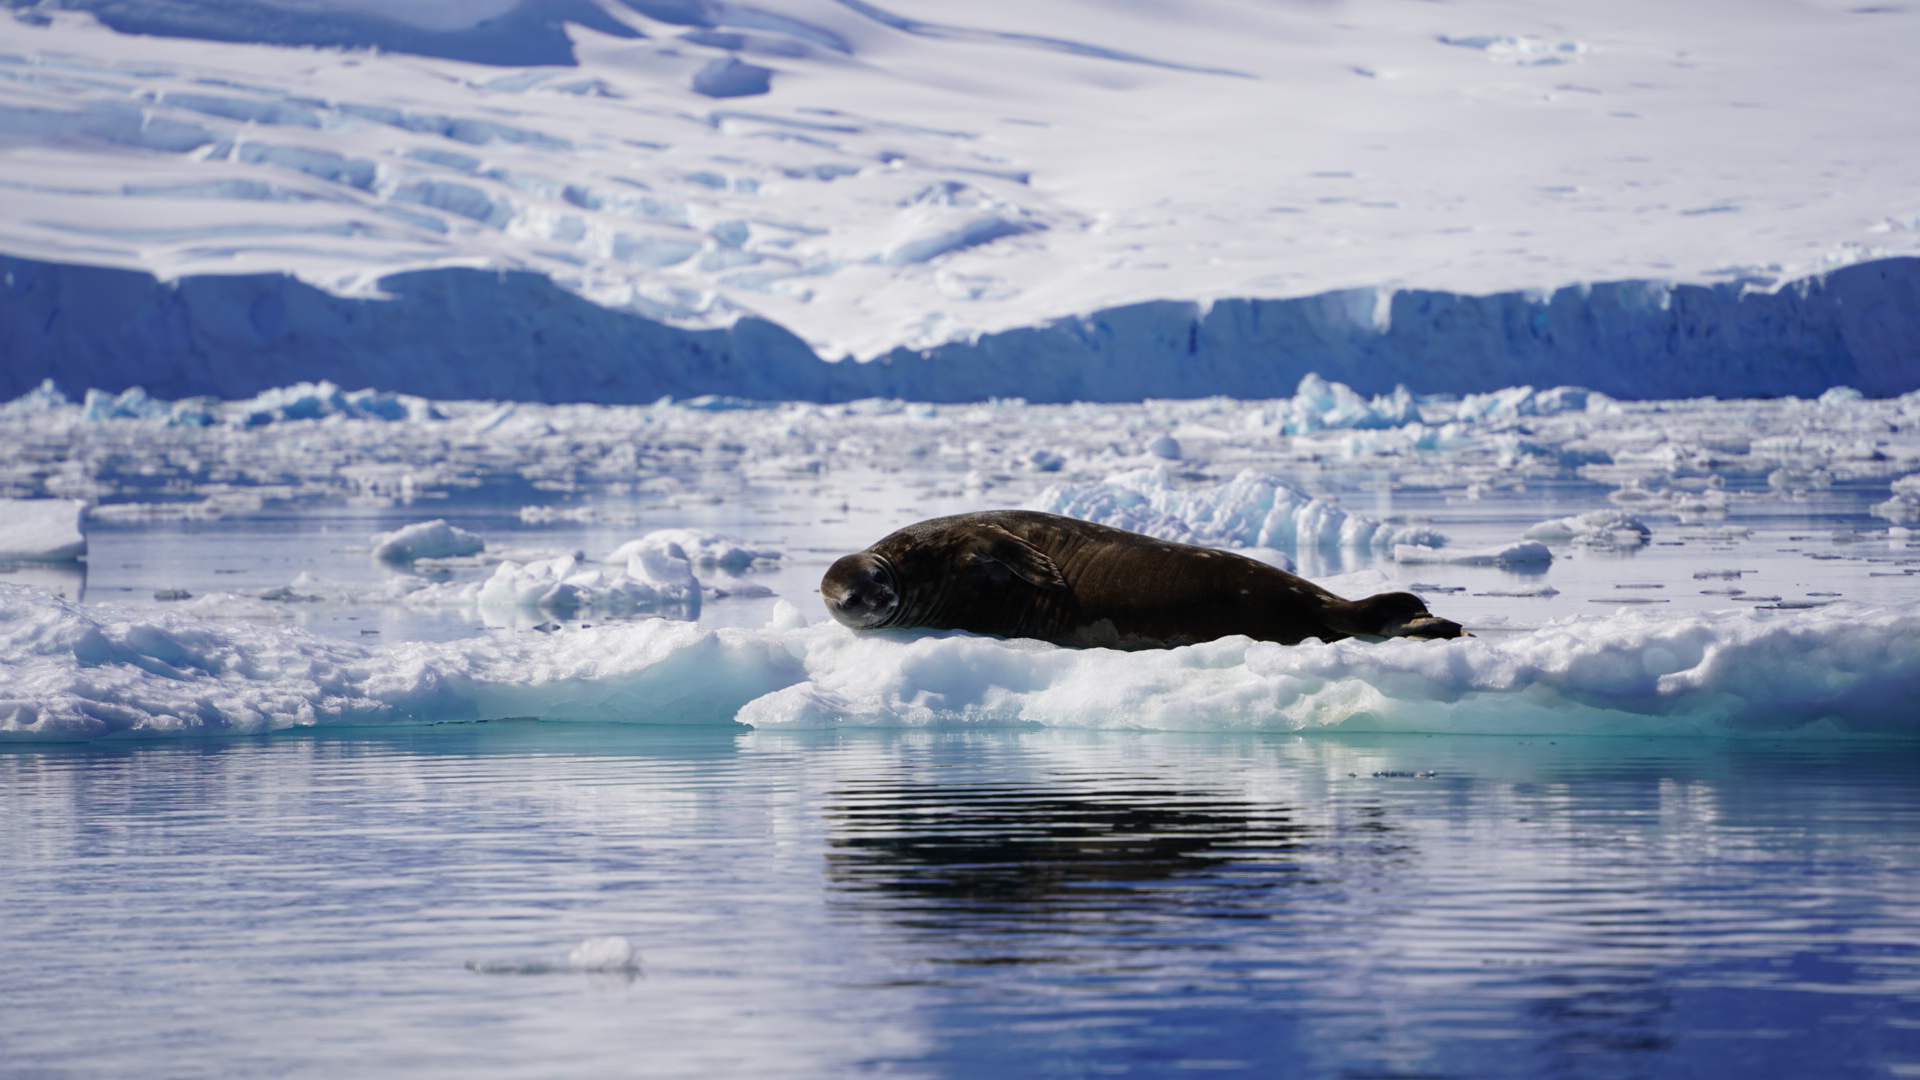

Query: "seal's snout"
left=822, top=553, right=900, bottom=630
left=1350, top=591, right=1466, bottom=641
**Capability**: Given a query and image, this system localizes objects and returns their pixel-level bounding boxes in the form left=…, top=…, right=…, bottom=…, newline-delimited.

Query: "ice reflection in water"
left=2, top=728, right=1919, bottom=1079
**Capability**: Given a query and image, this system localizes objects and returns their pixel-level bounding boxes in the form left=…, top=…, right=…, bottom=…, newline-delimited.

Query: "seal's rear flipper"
left=960, top=525, right=1067, bottom=590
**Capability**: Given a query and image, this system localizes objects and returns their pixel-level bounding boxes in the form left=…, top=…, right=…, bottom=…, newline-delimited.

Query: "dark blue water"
left=4, top=727, right=1919, bottom=1079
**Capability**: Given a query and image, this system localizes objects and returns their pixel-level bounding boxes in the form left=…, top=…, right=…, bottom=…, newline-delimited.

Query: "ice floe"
left=1523, top=509, right=1651, bottom=548
left=0, top=499, right=86, bottom=561
left=5, top=582, right=1918, bottom=742
left=371, top=519, right=485, bottom=562
left=1393, top=541, right=1552, bottom=567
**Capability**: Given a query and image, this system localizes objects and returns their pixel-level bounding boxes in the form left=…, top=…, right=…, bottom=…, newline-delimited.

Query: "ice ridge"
left=6, top=583, right=1918, bottom=742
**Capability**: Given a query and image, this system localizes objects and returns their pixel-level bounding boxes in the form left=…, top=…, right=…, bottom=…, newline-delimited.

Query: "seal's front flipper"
left=960, top=525, right=1067, bottom=590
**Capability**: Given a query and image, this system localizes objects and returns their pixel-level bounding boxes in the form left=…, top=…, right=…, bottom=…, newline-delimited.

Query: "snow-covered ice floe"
left=0, top=499, right=86, bottom=561
left=5, top=583, right=1918, bottom=742
left=370, top=518, right=484, bottom=562
left=1394, top=541, right=1553, bottom=567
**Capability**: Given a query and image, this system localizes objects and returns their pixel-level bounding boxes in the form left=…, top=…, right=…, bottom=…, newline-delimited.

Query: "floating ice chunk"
left=1032, top=466, right=1445, bottom=551
left=1872, top=473, right=1920, bottom=524
left=606, top=529, right=780, bottom=572
left=1147, top=434, right=1182, bottom=460
left=0, top=500, right=86, bottom=562
left=625, top=543, right=701, bottom=605
left=1280, top=374, right=1418, bottom=434
left=0, top=379, right=69, bottom=417
left=1769, top=467, right=1833, bottom=492
left=82, top=387, right=171, bottom=422
left=1028, top=449, right=1066, bottom=472
left=474, top=553, right=696, bottom=615
left=766, top=599, right=809, bottom=631
left=568, top=936, right=639, bottom=971
left=1395, top=540, right=1552, bottom=566
left=1524, top=509, right=1650, bottom=547
left=234, top=382, right=442, bottom=425
left=371, top=520, right=485, bottom=563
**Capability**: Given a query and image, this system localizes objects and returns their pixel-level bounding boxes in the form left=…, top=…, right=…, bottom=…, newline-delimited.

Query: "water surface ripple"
left=3, top=727, right=1918, bottom=1078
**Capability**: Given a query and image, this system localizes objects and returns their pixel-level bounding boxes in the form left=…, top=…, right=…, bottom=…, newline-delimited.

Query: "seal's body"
left=821, top=510, right=1463, bottom=649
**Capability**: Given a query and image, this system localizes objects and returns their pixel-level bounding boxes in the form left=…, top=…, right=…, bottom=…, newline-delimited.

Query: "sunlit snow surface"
left=1, top=0, right=1918, bottom=358
left=5, top=375, right=1920, bottom=741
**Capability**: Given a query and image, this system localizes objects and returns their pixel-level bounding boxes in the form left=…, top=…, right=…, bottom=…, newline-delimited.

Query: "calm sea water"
left=5, top=726, right=1919, bottom=1079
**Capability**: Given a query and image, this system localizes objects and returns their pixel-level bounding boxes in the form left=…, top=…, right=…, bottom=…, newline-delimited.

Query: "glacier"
left=6, top=252, right=1919, bottom=403
left=2, top=1, right=1919, bottom=403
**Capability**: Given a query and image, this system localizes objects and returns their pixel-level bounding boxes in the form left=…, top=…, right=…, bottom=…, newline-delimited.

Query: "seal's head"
left=1347, top=591, right=1466, bottom=640
left=822, top=552, right=901, bottom=630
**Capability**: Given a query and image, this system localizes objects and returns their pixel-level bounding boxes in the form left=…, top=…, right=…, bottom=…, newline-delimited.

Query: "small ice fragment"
left=1395, top=541, right=1551, bottom=566
left=372, top=520, right=484, bottom=562
left=1524, top=509, right=1649, bottom=547
left=609, top=529, right=779, bottom=571
left=1615, top=583, right=1664, bottom=589
left=1029, top=449, right=1065, bottom=472
left=568, top=936, right=638, bottom=971
left=766, top=599, right=808, bottom=631
left=1148, top=434, right=1182, bottom=460
left=154, top=588, right=192, bottom=601
left=0, top=499, right=87, bottom=562
left=1693, top=569, right=1749, bottom=579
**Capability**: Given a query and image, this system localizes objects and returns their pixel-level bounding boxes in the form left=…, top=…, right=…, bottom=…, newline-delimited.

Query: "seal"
left=821, top=510, right=1464, bottom=649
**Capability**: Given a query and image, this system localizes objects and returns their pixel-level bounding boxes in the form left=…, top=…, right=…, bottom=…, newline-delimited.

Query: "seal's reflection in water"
left=824, top=778, right=1319, bottom=958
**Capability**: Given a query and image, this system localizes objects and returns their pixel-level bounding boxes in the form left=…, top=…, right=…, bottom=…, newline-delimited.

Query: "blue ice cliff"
left=4, top=253, right=1917, bottom=404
